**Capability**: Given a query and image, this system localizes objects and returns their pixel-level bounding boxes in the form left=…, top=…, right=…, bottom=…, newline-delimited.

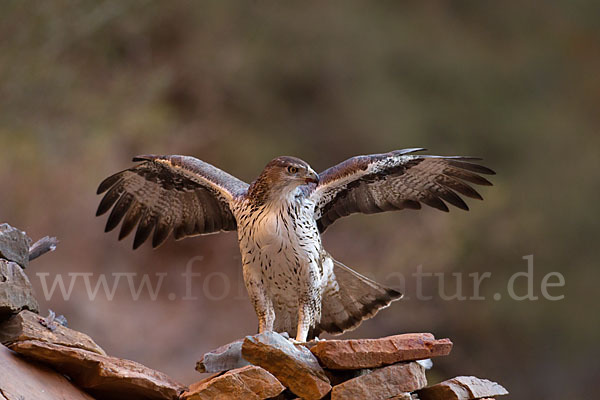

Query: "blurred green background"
left=1, top=1, right=598, bottom=398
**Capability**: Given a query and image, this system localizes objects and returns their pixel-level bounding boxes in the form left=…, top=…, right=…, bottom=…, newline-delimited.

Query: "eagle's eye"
left=287, top=166, right=299, bottom=174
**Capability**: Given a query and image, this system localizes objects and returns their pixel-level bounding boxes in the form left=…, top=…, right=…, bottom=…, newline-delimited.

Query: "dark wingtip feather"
left=132, top=154, right=157, bottom=162
left=394, top=147, right=426, bottom=155
left=132, top=235, right=145, bottom=250
left=471, top=176, right=493, bottom=186
left=96, top=185, right=122, bottom=216
left=438, top=175, right=485, bottom=202
left=95, top=203, right=107, bottom=217
left=104, top=195, right=132, bottom=232
left=118, top=225, right=134, bottom=241
left=104, top=217, right=116, bottom=232
left=440, top=190, right=470, bottom=211
left=97, top=173, right=122, bottom=195
left=118, top=223, right=134, bottom=240
left=133, top=214, right=155, bottom=250
left=442, top=155, right=483, bottom=161
left=152, top=223, right=172, bottom=248
left=402, top=199, right=422, bottom=210
left=447, top=169, right=493, bottom=186
left=471, top=192, right=484, bottom=201
left=118, top=204, right=142, bottom=241
left=387, top=287, right=404, bottom=300
left=449, top=160, right=496, bottom=175
left=478, top=165, right=496, bottom=175
left=422, top=196, right=450, bottom=212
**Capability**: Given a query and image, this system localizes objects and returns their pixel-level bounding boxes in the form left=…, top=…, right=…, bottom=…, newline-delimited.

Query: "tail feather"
left=309, top=257, right=402, bottom=339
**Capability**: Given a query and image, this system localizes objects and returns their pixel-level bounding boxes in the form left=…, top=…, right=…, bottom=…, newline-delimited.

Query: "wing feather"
left=152, top=217, right=173, bottom=248
left=96, top=181, right=124, bottom=216
left=97, top=155, right=248, bottom=249
left=133, top=210, right=156, bottom=250
left=119, top=202, right=143, bottom=240
left=312, top=149, right=494, bottom=232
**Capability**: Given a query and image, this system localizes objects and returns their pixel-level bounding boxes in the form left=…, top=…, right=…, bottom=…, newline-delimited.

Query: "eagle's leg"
left=296, top=302, right=311, bottom=342
left=295, top=285, right=322, bottom=342
left=256, top=296, right=275, bottom=333
left=243, top=266, right=275, bottom=333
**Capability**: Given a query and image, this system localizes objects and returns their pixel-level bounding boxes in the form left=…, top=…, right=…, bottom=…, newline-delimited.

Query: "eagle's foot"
left=417, top=358, right=433, bottom=370
left=287, top=337, right=305, bottom=345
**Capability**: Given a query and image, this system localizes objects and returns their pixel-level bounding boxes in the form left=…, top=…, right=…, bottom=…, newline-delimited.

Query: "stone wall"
left=0, top=223, right=507, bottom=400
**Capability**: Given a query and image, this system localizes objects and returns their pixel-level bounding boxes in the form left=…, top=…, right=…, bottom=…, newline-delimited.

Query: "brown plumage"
left=96, top=149, right=494, bottom=341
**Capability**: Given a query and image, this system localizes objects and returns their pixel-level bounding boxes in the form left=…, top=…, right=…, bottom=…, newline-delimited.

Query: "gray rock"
left=28, top=236, right=59, bottom=261
left=0, top=223, right=32, bottom=268
left=196, top=339, right=250, bottom=373
left=0, top=260, right=39, bottom=319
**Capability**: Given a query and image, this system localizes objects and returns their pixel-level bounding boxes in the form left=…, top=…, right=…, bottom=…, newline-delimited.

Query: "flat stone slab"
left=196, top=338, right=250, bottom=373
left=182, top=365, right=285, bottom=400
left=28, top=235, right=59, bottom=261
left=9, top=340, right=185, bottom=400
left=331, top=362, right=427, bottom=400
left=0, top=223, right=31, bottom=268
left=242, top=331, right=331, bottom=400
left=0, top=344, right=95, bottom=400
left=0, top=310, right=106, bottom=355
left=311, top=333, right=452, bottom=369
left=417, top=376, right=508, bottom=400
left=0, top=259, right=39, bottom=318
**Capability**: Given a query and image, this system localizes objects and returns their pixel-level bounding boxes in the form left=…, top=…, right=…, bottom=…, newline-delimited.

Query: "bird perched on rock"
left=96, top=149, right=494, bottom=342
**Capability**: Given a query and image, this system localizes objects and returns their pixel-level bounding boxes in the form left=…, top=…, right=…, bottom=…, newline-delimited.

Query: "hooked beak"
left=304, top=169, right=319, bottom=184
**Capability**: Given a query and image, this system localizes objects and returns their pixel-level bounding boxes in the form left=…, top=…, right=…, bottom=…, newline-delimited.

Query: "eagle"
left=96, top=148, right=494, bottom=342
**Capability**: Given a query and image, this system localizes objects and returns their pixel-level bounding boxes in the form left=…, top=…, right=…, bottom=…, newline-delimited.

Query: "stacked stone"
left=0, top=223, right=185, bottom=400
left=191, top=331, right=508, bottom=400
left=0, top=223, right=508, bottom=400
left=0, top=224, right=39, bottom=317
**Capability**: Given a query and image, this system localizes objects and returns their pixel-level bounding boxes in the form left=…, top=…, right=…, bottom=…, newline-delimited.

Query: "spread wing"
left=96, top=155, right=248, bottom=249
left=312, top=148, right=495, bottom=232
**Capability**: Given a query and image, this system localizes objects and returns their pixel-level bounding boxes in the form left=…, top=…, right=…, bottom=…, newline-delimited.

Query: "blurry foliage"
left=1, top=1, right=599, bottom=398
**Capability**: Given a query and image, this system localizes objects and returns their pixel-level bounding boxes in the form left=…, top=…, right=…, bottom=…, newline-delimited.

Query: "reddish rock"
left=242, top=331, right=331, bottom=400
left=182, top=365, right=285, bottom=400
left=0, top=310, right=106, bottom=355
left=9, top=340, right=185, bottom=400
left=0, top=260, right=39, bottom=319
left=311, top=333, right=452, bottom=369
left=0, top=344, right=94, bottom=400
left=324, top=368, right=371, bottom=386
left=331, top=362, right=427, bottom=400
left=417, top=376, right=508, bottom=400
left=196, top=338, right=250, bottom=373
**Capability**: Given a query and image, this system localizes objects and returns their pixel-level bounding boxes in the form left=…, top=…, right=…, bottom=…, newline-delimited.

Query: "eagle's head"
left=248, top=156, right=319, bottom=204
